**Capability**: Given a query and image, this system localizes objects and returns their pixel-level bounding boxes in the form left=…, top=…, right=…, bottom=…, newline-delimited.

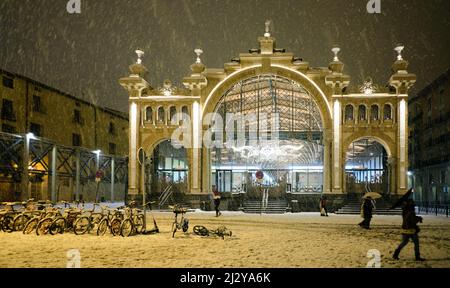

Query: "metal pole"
left=51, top=145, right=57, bottom=202
left=75, top=149, right=80, bottom=201
left=22, top=135, right=30, bottom=201
left=142, top=155, right=147, bottom=229
left=260, top=183, right=263, bottom=216
left=111, top=157, right=115, bottom=202
left=95, top=154, right=100, bottom=203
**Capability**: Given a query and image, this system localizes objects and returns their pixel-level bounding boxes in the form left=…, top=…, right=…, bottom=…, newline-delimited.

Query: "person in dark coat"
left=393, top=199, right=425, bottom=261
left=358, top=197, right=374, bottom=229
left=320, top=196, right=328, bottom=217
left=212, top=185, right=222, bottom=217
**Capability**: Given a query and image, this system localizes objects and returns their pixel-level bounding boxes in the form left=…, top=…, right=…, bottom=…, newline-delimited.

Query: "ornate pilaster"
left=119, top=49, right=150, bottom=198
left=389, top=45, right=416, bottom=195
left=183, top=49, right=208, bottom=194
left=325, top=46, right=350, bottom=193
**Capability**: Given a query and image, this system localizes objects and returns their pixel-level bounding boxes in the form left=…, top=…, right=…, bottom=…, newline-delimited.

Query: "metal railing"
left=416, top=203, right=449, bottom=217
left=158, top=185, right=173, bottom=209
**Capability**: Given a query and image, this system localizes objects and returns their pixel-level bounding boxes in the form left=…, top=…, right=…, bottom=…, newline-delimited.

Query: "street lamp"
left=26, top=132, right=37, bottom=140
left=93, top=150, right=102, bottom=202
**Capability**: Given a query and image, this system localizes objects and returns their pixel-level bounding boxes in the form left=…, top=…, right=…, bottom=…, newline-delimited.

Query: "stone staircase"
left=243, top=199, right=288, bottom=214
left=335, top=198, right=402, bottom=215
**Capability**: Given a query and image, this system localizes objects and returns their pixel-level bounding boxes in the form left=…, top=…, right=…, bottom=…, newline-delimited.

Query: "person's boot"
left=392, top=251, right=400, bottom=260
left=415, top=256, right=426, bottom=261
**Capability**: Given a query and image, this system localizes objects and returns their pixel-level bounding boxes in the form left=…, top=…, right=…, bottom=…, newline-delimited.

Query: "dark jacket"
left=361, top=199, right=373, bottom=219
left=401, top=205, right=422, bottom=234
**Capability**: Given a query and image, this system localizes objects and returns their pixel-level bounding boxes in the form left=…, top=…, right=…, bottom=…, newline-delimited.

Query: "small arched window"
left=157, top=107, right=165, bottom=123
left=169, top=106, right=177, bottom=124
left=145, top=107, right=153, bottom=123
left=370, top=105, right=379, bottom=121
left=345, top=105, right=354, bottom=121
left=384, top=104, right=393, bottom=120
left=358, top=105, right=367, bottom=121
left=181, top=106, right=190, bottom=122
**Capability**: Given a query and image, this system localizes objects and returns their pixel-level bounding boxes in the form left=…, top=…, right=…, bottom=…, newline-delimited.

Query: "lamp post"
left=22, top=133, right=36, bottom=200
left=93, top=150, right=102, bottom=203
left=138, top=147, right=147, bottom=230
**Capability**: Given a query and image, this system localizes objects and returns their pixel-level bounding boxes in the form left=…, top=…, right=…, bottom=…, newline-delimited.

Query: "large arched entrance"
left=345, top=138, right=390, bottom=196
left=149, top=140, right=189, bottom=201
left=210, top=74, right=324, bottom=200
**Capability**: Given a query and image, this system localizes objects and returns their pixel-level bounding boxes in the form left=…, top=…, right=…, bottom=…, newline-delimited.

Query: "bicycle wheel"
left=37, top=218, right=54, bottom=235
left=73, top=216, right=90, bottom=235
left=110, top=218, right=122, bottom=236
left=23, top=218, right=38, bottom=234
left=97, top=218, right=109, bottom=236
left=134, top=215, right=144, bottom=234
left=120, top=219, right=133, bottom=237
left=49, top=217, right=66, bottom=235
left=193, top=225, right=209, bottom=236
left=13, top=214, right=30, bottom=232
left=182, top=218, right=189, bottom=233
left=2, top=215, right=14, bottom=233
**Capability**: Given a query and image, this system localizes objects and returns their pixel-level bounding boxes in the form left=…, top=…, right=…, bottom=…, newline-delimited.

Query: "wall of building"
left=0, top=69, right=129, bottom=202
left=409, top=68, right=450, bottom=205
left=0, top=69, right=129, bottom=155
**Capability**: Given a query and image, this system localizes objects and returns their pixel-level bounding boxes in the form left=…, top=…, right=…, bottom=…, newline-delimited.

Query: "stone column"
left=128, top=101, right=140, bottom=197
left=332, top=100, right=343, bottom=193
left=397, top=98, right=408, bottom=195
left=323, top=132, right=332, bottom=194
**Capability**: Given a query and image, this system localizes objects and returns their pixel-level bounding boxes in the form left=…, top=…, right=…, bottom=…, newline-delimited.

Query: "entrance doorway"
left=345, top=138, right=389, bottom=196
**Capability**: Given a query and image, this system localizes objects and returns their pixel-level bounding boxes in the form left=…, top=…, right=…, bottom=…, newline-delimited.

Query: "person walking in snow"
left=320, top=195, right=328, bottom=217
left=358, top=196, right=374, bottom=229
left=393, top=199, right=425, bottom=261
left=212, top=185, right=222, bottom=217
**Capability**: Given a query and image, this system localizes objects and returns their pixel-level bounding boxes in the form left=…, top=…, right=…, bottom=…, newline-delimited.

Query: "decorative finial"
left=264, top=20, right=271, bottom=37
left=194, top=48, right=203, bottom=64
left=394, top=44, right=404, bottom=61
left=135, top=48, right=144, bottom=64
left=190, top=48, right=206, bottom=74
left=332, top=46, right=341, bottom=62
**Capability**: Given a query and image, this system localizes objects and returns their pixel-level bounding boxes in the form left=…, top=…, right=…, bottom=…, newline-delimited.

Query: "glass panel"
left=384, top=104, right=392, bottom=120
left=359, top=105, right=367, bottom=121
left=371, top=105, right=379, bottom=120
left=345, top=105, right=354, bottom=121
left=146, top=107, right=153, bottom=122
left=170, top=106, right=177, bottom=124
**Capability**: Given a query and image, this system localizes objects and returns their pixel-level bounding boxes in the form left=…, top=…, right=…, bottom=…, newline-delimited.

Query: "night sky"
left=1, top=0, right=449, bottom=113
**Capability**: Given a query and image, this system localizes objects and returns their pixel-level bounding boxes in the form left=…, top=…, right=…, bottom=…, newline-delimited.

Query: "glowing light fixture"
left=26, top=132, right=36, bottom=140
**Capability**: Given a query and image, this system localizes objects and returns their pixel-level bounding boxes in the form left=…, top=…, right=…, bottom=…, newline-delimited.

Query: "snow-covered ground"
left=0, top=212, right=449, bottom=268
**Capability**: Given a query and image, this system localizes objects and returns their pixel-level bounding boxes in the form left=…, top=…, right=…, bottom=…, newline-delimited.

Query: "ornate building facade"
left=120, top=26, right=416, bottom=210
